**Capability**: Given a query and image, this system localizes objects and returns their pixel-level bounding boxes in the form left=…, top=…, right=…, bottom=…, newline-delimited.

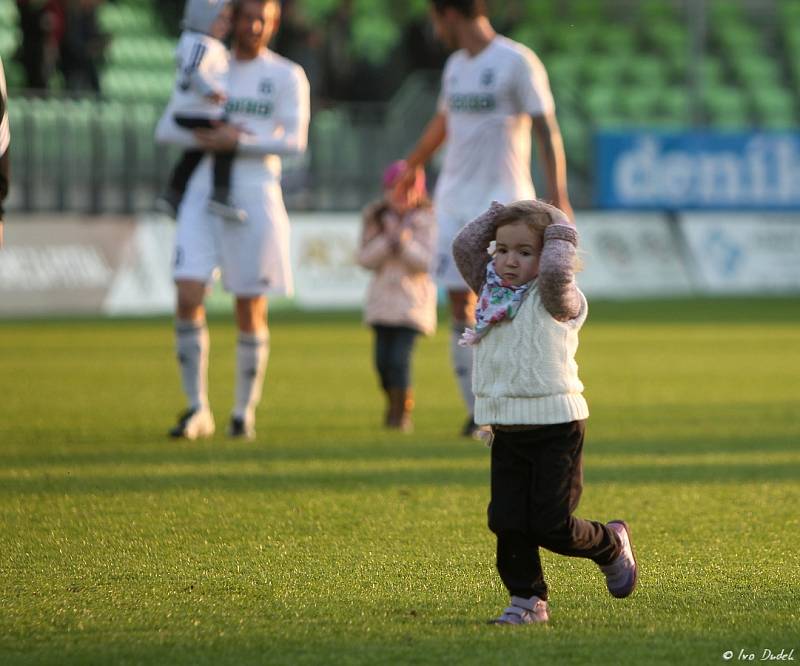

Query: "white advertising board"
left=289, top=213, right=370, bottom=309
left=681, top=213, right=800, bottom=293
left=575, top=213, right=693, bottom=298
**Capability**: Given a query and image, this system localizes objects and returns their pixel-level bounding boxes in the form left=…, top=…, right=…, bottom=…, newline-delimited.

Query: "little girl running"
left=452, top=199, right=638, bottom=625
left=357, top=161, right=437, bottom=431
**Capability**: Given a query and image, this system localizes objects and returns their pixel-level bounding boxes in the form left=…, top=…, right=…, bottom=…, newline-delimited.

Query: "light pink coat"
left=357, top=201, right=437, bottom=336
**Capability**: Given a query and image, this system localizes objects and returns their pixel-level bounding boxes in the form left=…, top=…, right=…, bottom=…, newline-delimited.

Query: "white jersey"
left=435, top=35, right=555, bottom=219
left=0, top=56, right=8, bottom=155
left=157, top=50, right=310, bottom=187
left=171, top=50, right=310, bottom=297
left=169, top=30, right=229, bottom=119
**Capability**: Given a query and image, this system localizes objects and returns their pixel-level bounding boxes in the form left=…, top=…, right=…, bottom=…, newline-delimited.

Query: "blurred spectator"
left=59, top=0, right=109, bottom=94
left=16, top=0, right=65, bottom=91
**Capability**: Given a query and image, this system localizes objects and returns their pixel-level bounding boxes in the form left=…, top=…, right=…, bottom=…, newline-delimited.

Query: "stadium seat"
left=658, top=87, right=692, bottom=125
left=753, top=86, right=797, bottom=128
left=716, top=22, right=762, bottom=53
left=732, top=55, right=782, bottom=90
left=703, top=85, right=751, bottom=128
left=545, top=23, right=595, bottom=55
left=639, top=0, right=680, bottom=22
left=582, top=56, right=628, bottom=87
left=619, top=88, right=662, bottom=124
left=593, top=26, right=638, bottom=55
left=585, top=87, right=626, bottom=127
left=627, top=56, right=669, bottom=88
left=546, top=55, right=582, bottom=91
left=645, top=19, right=690, bottom=62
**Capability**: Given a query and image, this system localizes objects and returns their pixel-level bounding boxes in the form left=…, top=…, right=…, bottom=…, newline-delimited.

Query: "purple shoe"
left=599, top=520, right=638, bottom=598
left=491, top=595, right=549, bottom=625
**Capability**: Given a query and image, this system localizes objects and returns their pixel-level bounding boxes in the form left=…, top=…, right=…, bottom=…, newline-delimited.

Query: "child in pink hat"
left=357, top=161, right=438, bottom=431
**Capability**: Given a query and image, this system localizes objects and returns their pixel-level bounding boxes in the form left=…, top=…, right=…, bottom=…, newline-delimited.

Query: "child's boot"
left=387, top=388, right=413, bottom=433
left=398, top=388, right=414, bottom=432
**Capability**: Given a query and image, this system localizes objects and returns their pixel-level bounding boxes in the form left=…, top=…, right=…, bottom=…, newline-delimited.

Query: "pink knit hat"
left=382, top=160, right=427, bottom=197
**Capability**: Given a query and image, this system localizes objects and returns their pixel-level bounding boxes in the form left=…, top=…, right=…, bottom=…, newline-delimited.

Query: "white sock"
left=451, top=322, right=475, bottom=415
left=234, top=330, right=269, bottom=421
left=175, top=319, right=209, bottom=411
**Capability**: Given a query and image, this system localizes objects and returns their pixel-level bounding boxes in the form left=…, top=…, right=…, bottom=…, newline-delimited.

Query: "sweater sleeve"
left=451, top=201, right=506, bottom=294
left=397, top=208, right=436, bottom=273
left=538, top=224, right=582, bottom=322
left=356, top=203, right=392, bottom=270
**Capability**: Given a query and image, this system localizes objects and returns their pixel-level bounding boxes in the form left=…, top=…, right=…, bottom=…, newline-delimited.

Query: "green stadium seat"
left=627, top=56, right=669, bottom=87
left=526, top=0, right=557, bottom=24
left=658, top=87, right=692, bottom=125
left=569, top=0, right=605, bottom=22
left=639, top=0, right=680, bottom=22
left=716, top=22, right=762, bottom=52
left=753, top=87, right=797, bottom=128
left=778, top=0, right=800, bottom=24
left=547, top=55, right=582, bottom=91
left=593, top=26, right=638, bottom=55
left=509, top=25, right=544, bottom=52
left=703, top=85, right=751, bottom=128
left=582, top=56, right=628, bottom=87
left=619, top=87, right=662, bottom=123
left=646, top=21, right=690, bottom=63
left=545, top=24, right=595, bottom=54
left=584, top=87, right=624, bottom=126
left=709, top=0, right=746, bottom=23
left=732, top=55, right=782, bottom=89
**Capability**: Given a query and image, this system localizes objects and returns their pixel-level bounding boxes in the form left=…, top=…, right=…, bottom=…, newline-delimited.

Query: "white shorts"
left=434, top=207, right=470, bottom=291
left=173, top=178, right=293, bottom=297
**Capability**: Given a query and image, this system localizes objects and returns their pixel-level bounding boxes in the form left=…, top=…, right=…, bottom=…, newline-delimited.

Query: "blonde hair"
left=492, top=200, right=583, bottom=271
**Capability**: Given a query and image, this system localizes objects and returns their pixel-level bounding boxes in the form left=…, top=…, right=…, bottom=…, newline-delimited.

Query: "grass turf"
left=0, top=297, right=798, bottom=665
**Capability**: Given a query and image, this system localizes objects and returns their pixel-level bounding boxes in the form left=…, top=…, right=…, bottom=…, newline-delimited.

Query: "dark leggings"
left=373, top=325, right=419, bottom=390
left=489, top=421, right=621, bottom=601
left=168, top=116, right=234, bottom=200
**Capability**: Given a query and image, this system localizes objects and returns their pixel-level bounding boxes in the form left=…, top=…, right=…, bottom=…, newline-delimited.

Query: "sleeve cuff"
left=544, top=224, right=578, bottom=246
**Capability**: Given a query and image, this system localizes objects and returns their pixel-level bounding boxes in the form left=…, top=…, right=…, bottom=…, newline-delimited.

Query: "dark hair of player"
left=232, top=0, right=279, bottom=22
left=430, top=0, right=486, bottom=18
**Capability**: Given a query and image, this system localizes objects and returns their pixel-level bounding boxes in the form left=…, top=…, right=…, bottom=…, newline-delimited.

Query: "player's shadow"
left=0, top=443, right=798, bottom=496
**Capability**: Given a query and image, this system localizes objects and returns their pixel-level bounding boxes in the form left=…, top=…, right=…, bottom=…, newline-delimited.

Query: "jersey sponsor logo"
left=448, top=93, right=496, bottom=112
left=225, top=98, right=274, bottom=117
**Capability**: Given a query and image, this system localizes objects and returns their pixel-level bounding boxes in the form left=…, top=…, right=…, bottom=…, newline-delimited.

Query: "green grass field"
left=1, top=298, right=798, bottom=665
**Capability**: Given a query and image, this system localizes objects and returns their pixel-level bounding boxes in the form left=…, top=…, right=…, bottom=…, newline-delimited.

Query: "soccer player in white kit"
left=0, top=55, right=9, bottom=249
left=397, top=0, right=573, bottom=437
left=155, top=0, right=310, bottom=440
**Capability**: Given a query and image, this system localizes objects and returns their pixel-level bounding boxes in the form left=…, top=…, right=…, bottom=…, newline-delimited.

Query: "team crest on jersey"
left=480, top=68, right=495, bottom=87
left=259, top=78, right=273, bottom=95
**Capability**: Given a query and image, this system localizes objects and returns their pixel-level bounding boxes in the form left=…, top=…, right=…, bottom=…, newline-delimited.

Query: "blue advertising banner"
left=596, top=131, right=800, bottom=210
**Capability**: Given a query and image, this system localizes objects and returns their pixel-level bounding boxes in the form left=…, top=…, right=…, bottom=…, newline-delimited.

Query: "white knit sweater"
left=473, top=281, right=589, bottom=426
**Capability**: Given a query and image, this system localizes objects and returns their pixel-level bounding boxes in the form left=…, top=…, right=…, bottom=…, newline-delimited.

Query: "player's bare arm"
left=0, top=149, right=7, bottom=249
left=394, top=112, right=447, bottom=199
left=532, top=113, right=574, bottom=223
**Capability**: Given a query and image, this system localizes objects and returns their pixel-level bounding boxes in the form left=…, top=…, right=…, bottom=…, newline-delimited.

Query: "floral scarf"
left=459, top=260, right=532, bottom=347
